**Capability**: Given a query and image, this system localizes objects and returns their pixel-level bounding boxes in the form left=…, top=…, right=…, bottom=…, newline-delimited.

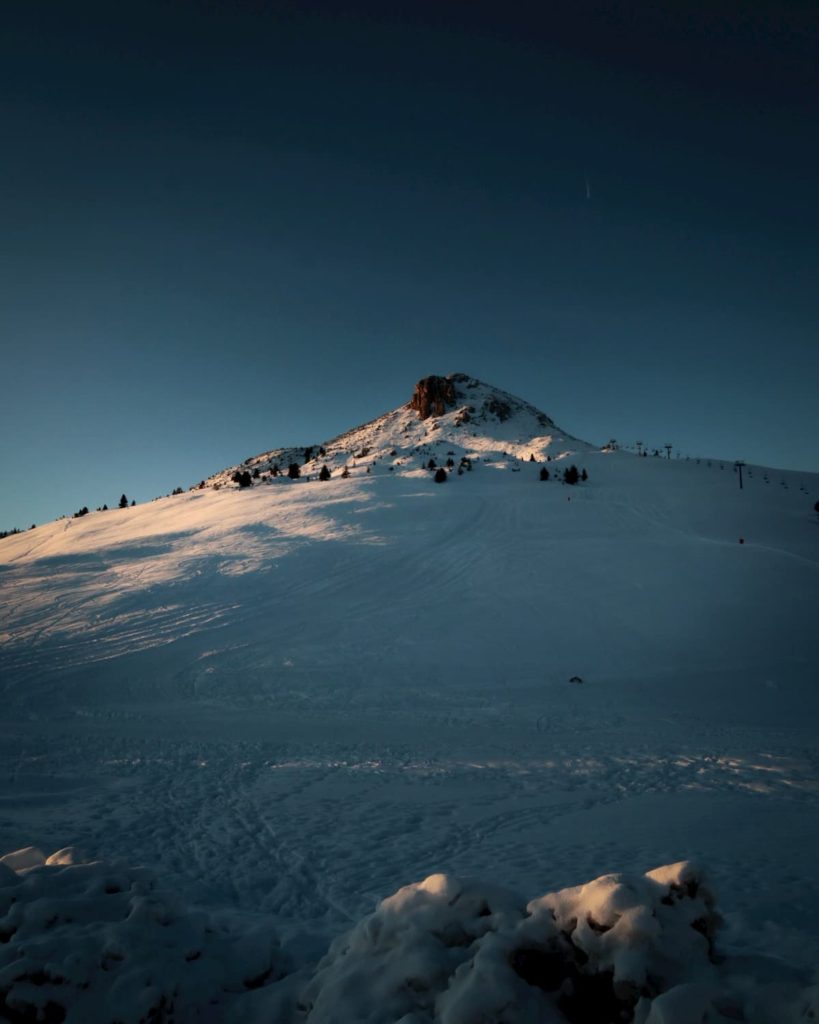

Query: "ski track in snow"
left=2, top=725, right=818, bottom=969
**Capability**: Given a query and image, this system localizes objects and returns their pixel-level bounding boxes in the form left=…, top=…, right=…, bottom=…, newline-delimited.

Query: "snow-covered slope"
left=1, top=374, right=818, bottom=1021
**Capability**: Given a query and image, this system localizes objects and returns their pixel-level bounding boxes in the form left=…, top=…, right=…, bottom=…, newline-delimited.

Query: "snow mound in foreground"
left=1, top=850, right=816, bottom=1024
left=301, top=864, right=817, bottom=1024
left=0, top=847, right=284, bottom=1023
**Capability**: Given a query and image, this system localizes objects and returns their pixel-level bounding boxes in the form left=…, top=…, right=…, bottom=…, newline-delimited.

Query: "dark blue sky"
left=2, top=1, right=818, bottom=527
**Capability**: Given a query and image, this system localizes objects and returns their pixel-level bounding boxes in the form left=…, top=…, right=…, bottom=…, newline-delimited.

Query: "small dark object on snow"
left=739, top=537, right=745, bottom=544
left=569, top=675, right=583, bottom=684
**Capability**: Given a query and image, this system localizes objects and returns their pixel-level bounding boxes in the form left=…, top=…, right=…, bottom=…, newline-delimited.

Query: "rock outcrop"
left=408, top=375, right=457, bottom=420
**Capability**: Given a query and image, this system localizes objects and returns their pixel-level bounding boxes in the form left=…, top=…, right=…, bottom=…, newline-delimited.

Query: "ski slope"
left=1, top=377, right=818, bottom=1020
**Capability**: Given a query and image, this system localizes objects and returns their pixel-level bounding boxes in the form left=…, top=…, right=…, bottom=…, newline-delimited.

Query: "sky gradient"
left=2, top=1, right=818, bottom=528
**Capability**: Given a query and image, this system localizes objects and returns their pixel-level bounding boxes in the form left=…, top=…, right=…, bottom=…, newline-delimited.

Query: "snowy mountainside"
left=1, top=374, right=818, bottom=1021
left=206, top=373, right=594, bottom=488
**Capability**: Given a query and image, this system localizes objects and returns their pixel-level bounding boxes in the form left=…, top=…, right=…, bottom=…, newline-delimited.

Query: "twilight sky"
left=1, top=1, right=818, bottom=528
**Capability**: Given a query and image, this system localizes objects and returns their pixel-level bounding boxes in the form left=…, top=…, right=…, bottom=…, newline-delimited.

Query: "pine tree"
left=288, top=462, right=301, bottom=479
left=563, top=465, right=579, bottom=485
left=319, top=465, right=331, bottom=481
left=341, top=466, right=350, bottom=479
left=581, top=469, right=588, bottom=481
left=434, top=467, right=447, bottom=483
left=119, top=494, right=128, bottom=509
left=539, top=467, right=550, bottom=481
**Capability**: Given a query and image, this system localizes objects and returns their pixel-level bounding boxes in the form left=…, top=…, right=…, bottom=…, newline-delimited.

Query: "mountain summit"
left=209, top=373, right=590, bottom=487
left=406, top=372, right=558, bottom=430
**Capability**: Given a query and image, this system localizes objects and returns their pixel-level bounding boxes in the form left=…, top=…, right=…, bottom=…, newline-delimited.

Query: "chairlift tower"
left=664, top=444, right=672, bottom=460
left=734, top=460, right=745, bottom=490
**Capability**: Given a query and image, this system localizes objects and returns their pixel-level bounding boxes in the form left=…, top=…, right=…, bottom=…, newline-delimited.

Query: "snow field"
left=1, top=380, right=818, bottom=1021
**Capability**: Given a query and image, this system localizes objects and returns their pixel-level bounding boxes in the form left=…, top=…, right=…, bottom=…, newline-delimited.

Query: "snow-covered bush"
left=2, top=849, right=816, bottom=1023
left=298, top=863, right=815, bottom=1024
left=0, top=847, right=284, bottom=1024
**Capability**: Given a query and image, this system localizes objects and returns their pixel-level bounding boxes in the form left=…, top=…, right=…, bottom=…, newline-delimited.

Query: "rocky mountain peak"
left=205, top=372, right=586, bottom=490
left=408, top=375, right=458, bottom=420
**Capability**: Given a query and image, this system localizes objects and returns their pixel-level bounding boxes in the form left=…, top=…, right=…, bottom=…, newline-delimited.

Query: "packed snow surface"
left=1, top=375, right=818, bottom=1020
